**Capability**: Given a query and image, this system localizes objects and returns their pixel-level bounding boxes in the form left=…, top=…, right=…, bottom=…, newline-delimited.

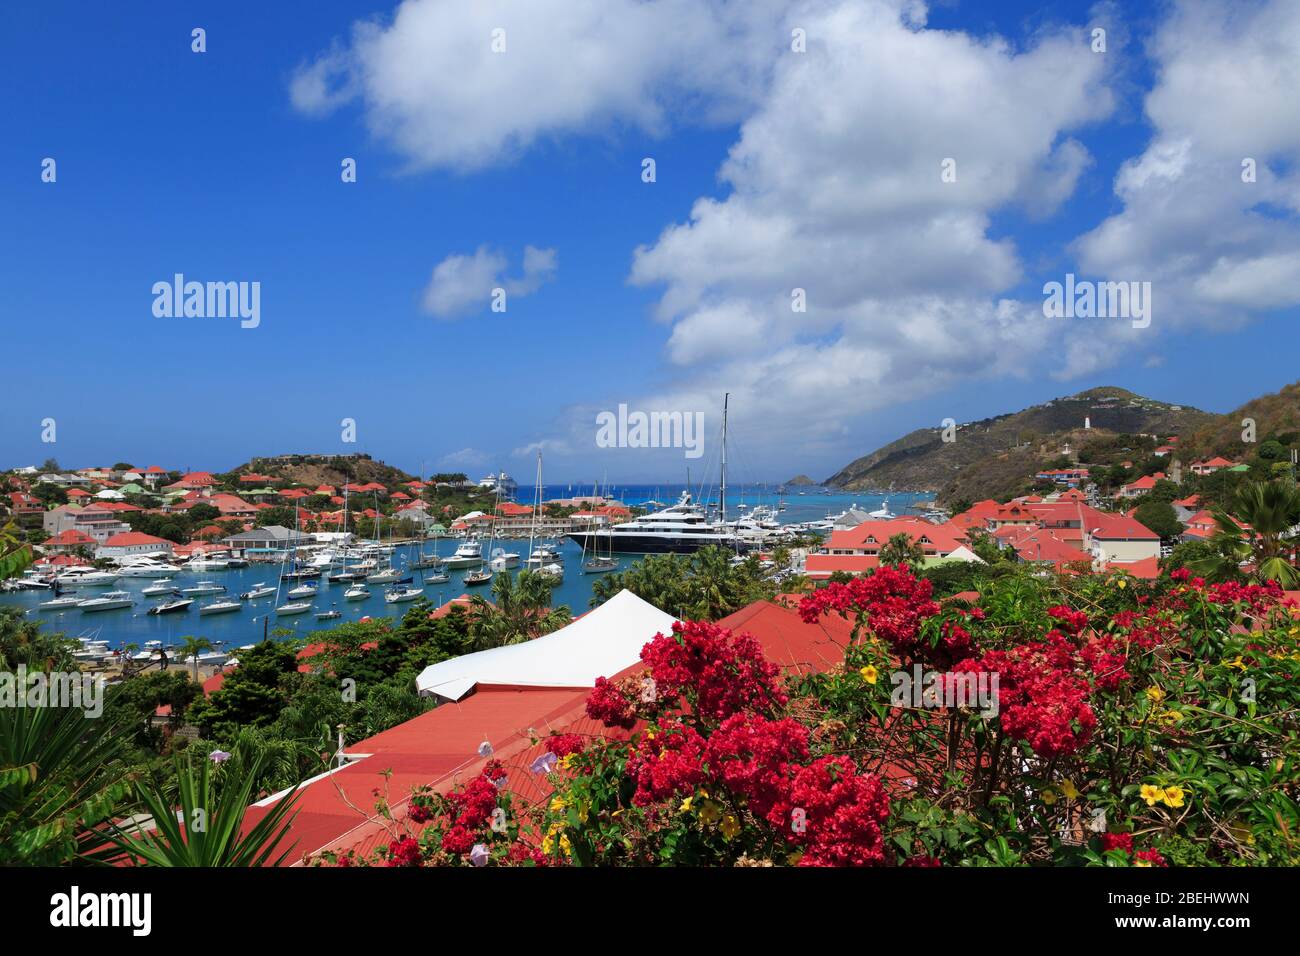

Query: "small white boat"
left=184, top=555, right=230, bottom=571
left=181, top=581, right=226, bottom=596
left=315, top=609, right=342, bottom=620
left=275, top=601, right=313, bottom=615
left=538, top=563, right=564, bottom=582
left=182, top=650, right=230, bottom=667
left=385, top=587, right=423, bottom=604
left=582, top=557, right=619, bottom=574
left=423, top=570, right=450, bottom=584
left=142, top=579, right=179, bottom=596
left=39, top=595, right=84, bottom=610
left=287, top=582, right=319, bottom=599
left=148, top=598, right=193, bottom=615
left=199, top=599, right=241, bottom=615
left=78, top=590, right=135, bottom=612
left=489, top=548, right=521, bottom=571
left=463, top=568, right=494, bottom=586
left=344, top=584, right=371, bottom=601
left=240, top=583, right=277, bottom=600
left=365, top=567, right=402, bottom=584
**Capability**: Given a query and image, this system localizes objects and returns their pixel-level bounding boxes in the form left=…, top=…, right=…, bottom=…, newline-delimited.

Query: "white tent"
left=944, top=545, right=984, bottom=563
left=415, top=589, right=677, bottom=701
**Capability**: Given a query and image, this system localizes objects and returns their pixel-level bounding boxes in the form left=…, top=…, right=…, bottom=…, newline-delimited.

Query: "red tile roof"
left=101, top=531, right=171, bottom=547
left=1087, top=513, right=1159, bottom=540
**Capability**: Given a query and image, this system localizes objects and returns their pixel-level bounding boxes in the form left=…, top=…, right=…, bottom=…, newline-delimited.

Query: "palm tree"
left=879, top=532, right=926, bottom=570
left=1189, top=481, right=1300, bottom=586
left=179, top=635, right=213, bottom=683
left=97, top=750, right=300, bottom=867
left=0, top=699, right=136, bottom=865
left=468, top=570, right=572, bottom=650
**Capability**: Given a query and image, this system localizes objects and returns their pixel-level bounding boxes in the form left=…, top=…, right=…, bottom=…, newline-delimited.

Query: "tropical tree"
left=468, top=570, right=572, bottom=650
left=878, top=532, right=926, bottom=569
left=590, top=547, right=776, bottom=620
left=179, top=635, right=214, bottom=683
left=97, top=750, right=301, bottom=867
left=0, top=698, right=137, bottom=865
left=1188, top=481, right=1300, bottom=586
left=0, top=519, right=32, bottom=582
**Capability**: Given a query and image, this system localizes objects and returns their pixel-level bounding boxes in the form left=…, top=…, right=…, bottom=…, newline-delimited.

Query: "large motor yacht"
left=567, top=492, right=747, bottom=555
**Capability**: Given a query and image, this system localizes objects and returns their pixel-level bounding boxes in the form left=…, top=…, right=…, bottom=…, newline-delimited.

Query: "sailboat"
left=581, top=478, right=618, bottom=573
left=275, top=504, right=315, bottom=615
left=524, top=453, right=563, bottom=582
left=366, top=492, right=404, bottom=582
left=464, top=477, right=502, bottom=586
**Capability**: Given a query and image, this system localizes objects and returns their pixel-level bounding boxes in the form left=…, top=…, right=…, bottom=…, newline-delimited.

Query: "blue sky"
left=3, top=0, right=1298, bottom=484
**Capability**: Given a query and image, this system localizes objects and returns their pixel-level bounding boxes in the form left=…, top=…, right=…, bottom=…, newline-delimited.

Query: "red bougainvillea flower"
left=705, top=714, right=810, bottom=828
left=1100, top=832, right=1134, bottom=854
left=407, top=802, right=432, bottom=824
left=545, top=733, right=586, bottom=757
left=639, top=620, right=789, bottom=724
left=586, top=675, right=637, bottom=729
left=441, top=825, right=475, bottom=856
left=1047, top=605, right=1090, bottom=635
left=624, top=719, right=707, bottom=806
left=787, top=756, right=891, bottom=867
left=799, top=566, right=943, bottom=664
left=387, top=837, right=422, bottom=867
left=1080, top=633, right=1130, bottom=691
left=903, top=854, right=942, bottom=867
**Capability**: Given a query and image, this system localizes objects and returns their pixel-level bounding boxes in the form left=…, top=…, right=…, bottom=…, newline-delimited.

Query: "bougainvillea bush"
left=323, top=566, right=1300, bottom=867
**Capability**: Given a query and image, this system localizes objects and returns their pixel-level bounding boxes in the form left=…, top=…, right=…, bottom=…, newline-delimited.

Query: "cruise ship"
left=567, top=491, right=748, bottom=555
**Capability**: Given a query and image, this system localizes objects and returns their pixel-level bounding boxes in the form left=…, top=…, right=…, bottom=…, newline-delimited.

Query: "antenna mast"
left=720, top=392, right=729, bottom=526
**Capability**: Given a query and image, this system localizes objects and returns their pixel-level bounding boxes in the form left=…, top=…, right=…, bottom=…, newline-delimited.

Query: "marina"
left=0, top=486, right=923, bottom=654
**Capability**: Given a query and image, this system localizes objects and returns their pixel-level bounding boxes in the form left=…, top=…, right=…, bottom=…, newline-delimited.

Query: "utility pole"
left=720, top=393, right=729, bottom=527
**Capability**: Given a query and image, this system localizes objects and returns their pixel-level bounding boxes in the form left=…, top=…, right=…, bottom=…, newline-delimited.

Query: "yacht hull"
left=566, top=532, right=748, bottom=555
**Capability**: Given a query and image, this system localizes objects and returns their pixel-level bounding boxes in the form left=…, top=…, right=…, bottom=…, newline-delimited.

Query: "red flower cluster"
left=545, top=733, right=587, bottom=757
left=705, top=714, right=810, bottom=828
left=637, top=620, right=788, bottom=724
left=440, top=765, right=505, bottom=856
left=625, top=720, right=707, bottom=805
left=1135, top=848, right=1168, bottom=867
left=799, top=566, right=942, bottom=664
left=386, top=837, right=422, bottom=867
left=586, top=676, right=638, bottom=729
left=1047, top=605, right=1090, bottom=635
left=959, top=634, right=1098, bottom=758
left=787, top=756, right=891, bottom=867
left=1080, top=633, right=1130, bottom=691
left=1204, top=579, right=1283, bottom=615
left=1100, top=832, right=1134, bottom=854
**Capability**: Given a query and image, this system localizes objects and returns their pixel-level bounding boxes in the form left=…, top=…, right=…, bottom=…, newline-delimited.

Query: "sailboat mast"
left=720, top=392, right=729, bottom=527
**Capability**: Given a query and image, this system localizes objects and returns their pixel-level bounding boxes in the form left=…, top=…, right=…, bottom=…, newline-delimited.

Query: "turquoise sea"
left=1, top=485, right=927, bottom=653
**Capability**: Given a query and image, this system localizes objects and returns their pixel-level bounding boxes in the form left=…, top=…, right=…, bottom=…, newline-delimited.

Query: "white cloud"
left=421, top=244, right=557, bottom=319
left=440, top=447, right=489, bottom=468
left=1074, top=0, right=1300, bottom=325
left=291, top=0, right=795, bottom=171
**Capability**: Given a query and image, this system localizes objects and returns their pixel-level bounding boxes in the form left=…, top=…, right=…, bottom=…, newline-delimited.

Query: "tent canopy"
left=415, top=589, right=677, bottom=701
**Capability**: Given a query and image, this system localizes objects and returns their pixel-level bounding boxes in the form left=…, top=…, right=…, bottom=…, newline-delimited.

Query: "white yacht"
left=141, top=579, right=179, bottom=596
left=54, top=568, right=120, bottom=588
left=239, top=583, right=277, bottom=600
left=275, top=601, right=313, bottom=615
left=117, top=558, right=184, bottom=577
left=77, top=590, right=135, bottom=612
left=442, top=539, right=485, bottom=569
left=181, top=581, right=226, bottom=596
left=39, top=594, right=84, bottom=611
left=344, top=584, right=371, bottom=601
left=566, top=491, right=747, bottom=555
left=183, top=554, right=230, bottom=571
left=287, top=582, right=320, bottom=599
left=384, top=586, right=424, bottom=604
left=199, top=599, right=241, bottom=615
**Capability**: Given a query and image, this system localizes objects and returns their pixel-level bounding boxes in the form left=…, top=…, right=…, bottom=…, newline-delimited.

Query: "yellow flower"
left=1158, top=709, right=1183, bottom=726
left=1134, top=858, right=1152, bottom=868
left=1145, top=686, right=1165, bottom=703
left=1117, top=578, right=1128, bottom=590
left=1162, top=786, right=1186, bottom=809
left=550, top=795, right=567, bottom=812
left=1041, top=789, right=1057, bottom=806
left=1223, top=656, right=1247, bottom=671
left=679, top=796, right=694, bottom=813
left=720, top=814, right=741, bottom=840
left=860, top=665, right=879, bottom=685
left=577, top=802, right=589, bottom=824
left=1059, top=779, right=1079, bottom=801
left=560, top=754, right=575, bottom=770
left=645, top=728, right=656, bottom=740
left=1140, top=784, right=1163, bottom=807
left=698, top=800, right=722, bottom=825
